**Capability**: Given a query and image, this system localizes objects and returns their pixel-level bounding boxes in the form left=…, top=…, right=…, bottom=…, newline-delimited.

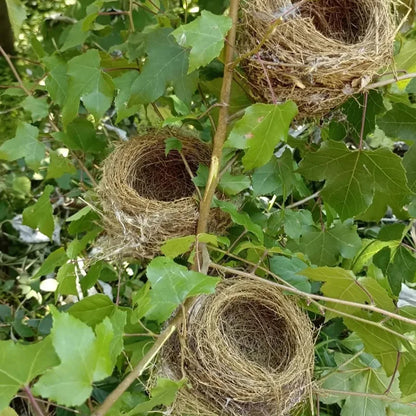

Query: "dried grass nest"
left=97, top=129, right=227, bottom=260
left=238, top=0, right=401, bottom=116
left=161, top=277, right=315, bottom=416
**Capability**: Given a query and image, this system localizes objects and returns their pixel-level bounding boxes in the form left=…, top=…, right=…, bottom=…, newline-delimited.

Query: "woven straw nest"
left=238, top=0, right=400, bottom=117
left=97, top=129, right=228, bottom=260
left=161, top=277, right=315, bottom=416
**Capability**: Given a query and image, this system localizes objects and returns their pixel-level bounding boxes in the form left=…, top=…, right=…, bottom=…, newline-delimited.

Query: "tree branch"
left=196, top=0, right=240, bottom=236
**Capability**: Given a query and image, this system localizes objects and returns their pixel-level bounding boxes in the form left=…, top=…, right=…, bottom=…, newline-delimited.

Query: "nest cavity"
left=98, top=129, right=227, bottom=259
left=161, top=278, right=315, bottom=415
left=238, top=0, right=399, bottom=116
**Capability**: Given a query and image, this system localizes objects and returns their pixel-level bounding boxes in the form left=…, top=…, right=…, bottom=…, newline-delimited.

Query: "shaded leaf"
left=130, top=28, right=198, bottom=106
left=22, top=185, right=54, bottom=239
left=378, top=103, right=416, bottom=142
left=215, top=199, right=264, bottom=243
left=299, top=141, right=412, bottom=221
left=289, top=222, right=361, bottom=266
left=46, top=151, right=76, bottom=180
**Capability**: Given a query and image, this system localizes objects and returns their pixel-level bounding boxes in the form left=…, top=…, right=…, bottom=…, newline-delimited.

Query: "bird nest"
left=238, top=0, right=400, bottom=116
left=97, top=129, right=227, bottom=260
left=160, top=277, right=315, bottom=415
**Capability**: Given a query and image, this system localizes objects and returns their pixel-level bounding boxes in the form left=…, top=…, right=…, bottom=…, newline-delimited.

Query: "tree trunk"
left=0, top=0, right=15, bottom=54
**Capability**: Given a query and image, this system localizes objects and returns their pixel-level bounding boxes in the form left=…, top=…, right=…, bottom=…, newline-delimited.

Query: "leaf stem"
left=22, top=385, right=46, bottom=416
left=0, top=46, right=31, bottom=96
left=384, top=350, right=401, bottom=394
left=359, top=91, right=369, bottom=150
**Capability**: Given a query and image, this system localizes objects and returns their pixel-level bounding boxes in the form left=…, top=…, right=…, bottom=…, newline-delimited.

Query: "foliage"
left=0, top=1, right=416, bottom=415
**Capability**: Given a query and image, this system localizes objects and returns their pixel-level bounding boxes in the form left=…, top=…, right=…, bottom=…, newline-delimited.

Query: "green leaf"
left=321, top=352, right=394, bottom=415
left=342, top=317, right=402, bottom=375
left=62, top=50, right=114, bottom=126
left=22, top=185, right=54, bottom=239
left=145, top=257, right=220, bottom=323
left=82, top=73, right=115, bottom=122
left=215, top=199, right=264, bottom=243
left=299, top=141, right=412, bottom=221
left=0, top=408, right=18, bottom=416
left=0, top=122, right=44, bottom=169
left=342, top=91, right=384, bottom=141
left=269, top=256, right=311, bottom=292
left=130, top=28, right=198, bottom=106
left=378, top=103, right=416, bottom=142
left=172, top=10, right=232, bottom=73
left=125, top=377, right=185, bottom=415
left=113, top=71, right=141, bottom=122
left=0, top=337, right=59, bottom=411
left=46, top=151, right=76, bottom=180
left=301, top=267, right=395, bottom=320
left=66, top=229, right=100, bottom=259
left=69, top=294, right=115, bottom=327
left=394, top=39, right=416, bottom=89
left=387, top=246, right=416, bottom=295
left=403, top=145, right=416, bottom=192
left=43, top=55, right=68, bottom=107
left=33, top=248, right=68, bottom=279
left=165, top=137, right=182, bottom=156
left=5, top=0, right=26, bottom=37
left=56, top=263, right=77, bottom=295
left=400, top=361, right=416, bottom=397
left=226, top=102, right=298, bottom=170
left=218, top=172, right=250, bottom=195
left=22, top=96, right=49, bottom=122
left=33, top=308, right=115, bottom=406
left=55, top=118, right=106, bottom=153
left=289, top=222, right=361, bottom=266
left=161, top=235, right=196, bottom=258
left=252, top=149, right=302, bottom=199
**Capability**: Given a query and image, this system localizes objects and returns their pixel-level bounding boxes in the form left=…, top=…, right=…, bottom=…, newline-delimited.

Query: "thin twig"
left=364, top=72, right=416, bottom=90
left=256, top=53, right=277, bottom=103
left=179, top=150, right=202, bottom=200
left=0, top=46, right=31, bottom=95
left=319, top=389, right=415, bottom=405
left=286, top=191, right=320, bottom=209
left=384, top=351, right=401, bottom=394
left=359, top=91, right=369, bottom=149
left=209, top=262, right=416, bottom=327
left=98, top=11, right=129, bottom=15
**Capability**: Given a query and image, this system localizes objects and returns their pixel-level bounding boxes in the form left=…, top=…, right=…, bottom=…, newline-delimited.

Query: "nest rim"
left=161, top=277, right=315, bottom=416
